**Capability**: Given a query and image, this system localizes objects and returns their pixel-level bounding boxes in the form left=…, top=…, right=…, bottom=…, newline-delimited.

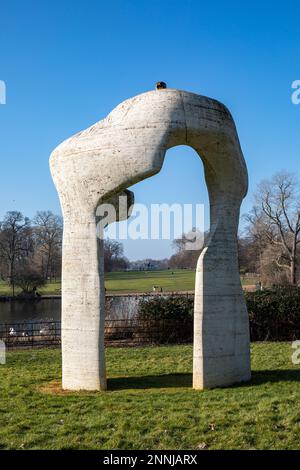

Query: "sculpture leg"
left=193, top=231, right=251, bottom=389
left=61, top=215, right=106, bottom=391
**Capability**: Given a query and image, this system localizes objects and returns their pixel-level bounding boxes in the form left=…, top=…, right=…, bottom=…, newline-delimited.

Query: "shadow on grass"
left=108, top=373, right=192, bottom=390
left=250, top=369, right=300, bottom=386
left=37, top=369, right=300, bottom=395
left=108, top=369, right=300, bottom=391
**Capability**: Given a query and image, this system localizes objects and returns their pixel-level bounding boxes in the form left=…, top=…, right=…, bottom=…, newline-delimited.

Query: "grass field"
left=0, top=280, right=62, bottom=297
left=105, top=269, right=196, bottom=293
left=0, top=342, right=299, bottom=450
left=0, top=270, right=257, bottom=296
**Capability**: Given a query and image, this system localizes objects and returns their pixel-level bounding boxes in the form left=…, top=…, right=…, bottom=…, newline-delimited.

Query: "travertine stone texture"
left=50, top=88, right=251, bottom=391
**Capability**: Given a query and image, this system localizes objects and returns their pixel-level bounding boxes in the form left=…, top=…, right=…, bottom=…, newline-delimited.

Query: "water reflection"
left=0, top=299, right=61, bottom=323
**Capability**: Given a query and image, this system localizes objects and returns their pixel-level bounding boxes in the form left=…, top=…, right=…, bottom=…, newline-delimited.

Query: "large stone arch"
left=50, top=87, right=251, bottom=391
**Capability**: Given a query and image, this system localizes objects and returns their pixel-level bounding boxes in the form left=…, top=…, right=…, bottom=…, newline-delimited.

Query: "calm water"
left=0, top=293, right=189, bottom=325
left=0, top=296, right=138, bottom=324
left=0, top=299, right=61, bottom=324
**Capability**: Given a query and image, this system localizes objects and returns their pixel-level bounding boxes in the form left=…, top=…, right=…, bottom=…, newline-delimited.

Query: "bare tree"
left=246, top=171, right=300, bottom=285
left=33, top=211, right=63, bottom=280
left=104, top=238, right=128, bottom=272
left=169, top=230, right=206, bottom=269
left=14, top=264, right=46, bottom=295
left=0, top=211, right=32, bottom=295
left=237, top=235, right=259, bottom=274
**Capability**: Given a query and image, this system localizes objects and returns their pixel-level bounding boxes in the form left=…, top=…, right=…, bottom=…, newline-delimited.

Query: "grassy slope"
left=0, top=343, right=299, bottom=450
left=0, top=280, right=61, bottom=297
left=0, top=270, right=256, bottom=296
left=105, top=269, right=195, bottom=293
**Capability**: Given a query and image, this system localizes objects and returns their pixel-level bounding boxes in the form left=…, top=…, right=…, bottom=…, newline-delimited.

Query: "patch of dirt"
left=35, top=380, right=98, bottom=395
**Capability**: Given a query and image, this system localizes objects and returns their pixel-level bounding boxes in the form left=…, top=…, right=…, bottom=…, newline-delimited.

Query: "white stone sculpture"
left=50, top=86, right=251, bottom=391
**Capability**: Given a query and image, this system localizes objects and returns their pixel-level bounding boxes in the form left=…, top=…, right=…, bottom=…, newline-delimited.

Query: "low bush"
left=245, top=286, right=300, bottom=322
left=246, top=287, right=300, bottom=340
left=136, top=296, right=193, bottom=344
left=137, top=288, right=300, bottom=342
left=138, top=295, right=194, bottom=320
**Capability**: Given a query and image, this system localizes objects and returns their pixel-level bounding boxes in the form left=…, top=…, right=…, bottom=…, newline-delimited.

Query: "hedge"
left=246, top=287, right=300, bottom=340
left=137, top=288, right=300, bottom=342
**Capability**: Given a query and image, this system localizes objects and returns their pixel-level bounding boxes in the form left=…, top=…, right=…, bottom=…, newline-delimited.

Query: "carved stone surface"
left=50, top=87, right=251, bottom=391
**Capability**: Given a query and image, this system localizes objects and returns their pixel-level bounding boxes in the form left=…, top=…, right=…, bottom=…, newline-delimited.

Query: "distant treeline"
left=1, top=169, right=300, bottom=294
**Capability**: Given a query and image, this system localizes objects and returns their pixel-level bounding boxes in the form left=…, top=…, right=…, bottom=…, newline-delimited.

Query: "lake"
left=0, top=299, right=61, bottom=324
left=0, top=292, right=193, bottom=325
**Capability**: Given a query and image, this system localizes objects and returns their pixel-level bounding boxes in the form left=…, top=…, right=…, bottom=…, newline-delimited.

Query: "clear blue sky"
left=1, top=0, right=299, bottom=259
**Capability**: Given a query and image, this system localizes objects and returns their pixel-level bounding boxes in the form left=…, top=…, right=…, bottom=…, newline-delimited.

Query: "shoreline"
left=0, top=291, right=196, bottom=301
left=0, top=285, right=256, bottom=302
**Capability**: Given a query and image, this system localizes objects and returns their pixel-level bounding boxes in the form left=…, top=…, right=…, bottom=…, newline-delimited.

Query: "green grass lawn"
left=105, top=269, right=195, bottom=293
left=0, top=270, right=257, bottom=296
left=0, top=280, right=61, bottom=297
left=0, top=342, right=299, bottom=450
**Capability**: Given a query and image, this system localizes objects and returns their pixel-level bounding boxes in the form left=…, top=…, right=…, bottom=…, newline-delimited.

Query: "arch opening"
left=101, top=145, right=208, bottom=389
left=104, top=145, right=209, bottom=261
